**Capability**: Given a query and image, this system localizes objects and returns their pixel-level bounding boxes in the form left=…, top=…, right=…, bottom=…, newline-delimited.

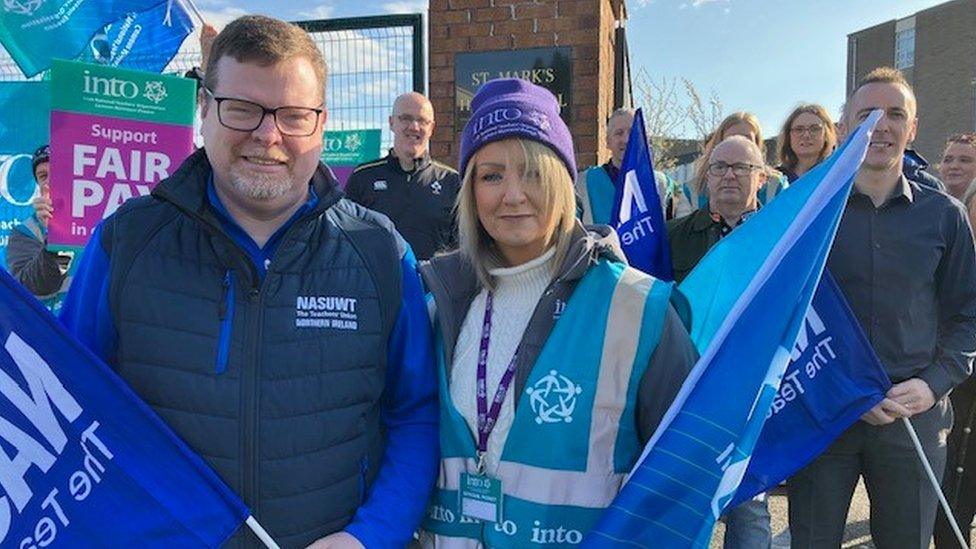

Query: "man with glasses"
left=345, top=92, right=460, bottom=260
left=60, top=16, right=438, bottom=548
left=666, top=134, right=773, bottom=549
left=667, top=134, right=773, bottom=547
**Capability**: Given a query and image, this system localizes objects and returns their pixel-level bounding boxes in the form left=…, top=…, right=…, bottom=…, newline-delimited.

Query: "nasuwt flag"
left=609, top=108, right=672, bottom=281
left=79, top=0, right=193, bottom=73
left=0, top=0, right=163, bottom=77
left=583, top=110, right=883, bottom=548
left=0, top=267, right=249, bottom=546
left=730, top=272, right=890, bottom=507
left=47, top=59, right=195, bottom=252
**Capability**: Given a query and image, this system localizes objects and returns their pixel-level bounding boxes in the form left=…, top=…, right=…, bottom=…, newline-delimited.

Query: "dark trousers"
left=788, top=398, right=952, bottom=549
left=934, top=380, right=976, bottom=548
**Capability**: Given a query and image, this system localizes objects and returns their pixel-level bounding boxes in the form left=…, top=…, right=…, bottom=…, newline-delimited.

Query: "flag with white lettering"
left=0, top=267, right=248, bottom=546
left=78, top=0, right=193, bottom=73
left=730, top=272, right=890, bottom=506
left=609, top=108, right=672, bottom=280
left=0, top=0, right=164, bottom=77
left=583, top=110, right=883, bottom=548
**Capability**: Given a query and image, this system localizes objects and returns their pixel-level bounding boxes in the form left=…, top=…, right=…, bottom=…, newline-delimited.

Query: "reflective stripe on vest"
left=423, top=260, right=672, bottom=547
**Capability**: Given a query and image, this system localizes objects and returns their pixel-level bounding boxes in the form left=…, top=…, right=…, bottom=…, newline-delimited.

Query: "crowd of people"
left=7, top=13, right=976, bottom=549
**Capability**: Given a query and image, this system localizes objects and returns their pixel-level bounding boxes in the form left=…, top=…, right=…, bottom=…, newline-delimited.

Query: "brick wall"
left=913, top=0, right=976, bottom=162
left=429, top=0, right=624, bottom=172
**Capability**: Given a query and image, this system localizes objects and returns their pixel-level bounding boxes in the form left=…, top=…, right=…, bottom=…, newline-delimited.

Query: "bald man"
left=345, top=92, right=460, bottom=259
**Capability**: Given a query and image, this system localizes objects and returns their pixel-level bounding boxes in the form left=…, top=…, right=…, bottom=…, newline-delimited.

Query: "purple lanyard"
left=476, top=292, right=519, bottom=465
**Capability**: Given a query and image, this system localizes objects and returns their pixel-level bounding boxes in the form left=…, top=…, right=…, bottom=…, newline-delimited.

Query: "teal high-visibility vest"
left=423, top=259, right=672, bottom=547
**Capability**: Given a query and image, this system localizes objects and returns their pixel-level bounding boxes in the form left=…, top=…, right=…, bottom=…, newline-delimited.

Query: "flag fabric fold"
left=609, top=108, right=673, bottom=281
left=583, top=110, right=883, bottom=548
left=0, top=0, right=165, bottom=77
left=79, top=0, right=193, bottom=73
left=0, top=267, right=249, bottom=547
left=731, top=272, right=891, bottom=507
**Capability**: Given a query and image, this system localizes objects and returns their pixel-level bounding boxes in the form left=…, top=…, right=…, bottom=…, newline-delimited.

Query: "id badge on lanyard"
left=459, top=292, right=516, bottom=524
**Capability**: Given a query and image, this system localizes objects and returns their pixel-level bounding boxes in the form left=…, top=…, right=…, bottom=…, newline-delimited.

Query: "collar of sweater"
left=488, top=247, right=557, bottom=290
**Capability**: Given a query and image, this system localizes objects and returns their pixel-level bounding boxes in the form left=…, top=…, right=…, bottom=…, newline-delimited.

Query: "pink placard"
left=48, top=111, right=193, bottom=247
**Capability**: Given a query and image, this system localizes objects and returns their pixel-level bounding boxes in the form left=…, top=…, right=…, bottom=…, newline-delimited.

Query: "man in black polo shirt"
left=345, top=92, right=460, bottom=260
left=788, top=67, right=976, bottom=548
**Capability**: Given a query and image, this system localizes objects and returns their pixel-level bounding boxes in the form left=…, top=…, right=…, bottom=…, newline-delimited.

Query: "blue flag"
left=609, top=108, right=673, bottom=281
left=0, top=267, right=249, bottom=546
left=583, top=110, right=883, bottom=548
left=730, top=272, right=890, bottom=506
left=79, top=1, right=193, bottom=73
left=0, top=0, right=163, bottom=77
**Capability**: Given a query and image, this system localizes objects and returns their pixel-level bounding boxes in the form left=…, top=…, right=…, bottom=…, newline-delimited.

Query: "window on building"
left=895, top=18, right=915, bottom=70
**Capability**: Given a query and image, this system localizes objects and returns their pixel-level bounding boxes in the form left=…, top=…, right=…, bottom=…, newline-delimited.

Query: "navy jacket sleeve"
left=58, top=223, right=118, bottom=364
left=7, top=223, right=66, bottom=296
left=345, top=246, right=439, bottom=547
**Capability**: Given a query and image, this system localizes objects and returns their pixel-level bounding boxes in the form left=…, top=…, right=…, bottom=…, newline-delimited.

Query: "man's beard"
left=229, top=166, right=294, bottom=201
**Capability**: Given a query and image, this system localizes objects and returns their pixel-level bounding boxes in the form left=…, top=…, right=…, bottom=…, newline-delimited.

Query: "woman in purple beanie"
left=417, top=78, right=697, bottom=547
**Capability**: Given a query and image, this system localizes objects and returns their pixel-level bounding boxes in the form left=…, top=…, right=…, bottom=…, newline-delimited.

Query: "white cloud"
left=298, top=4, right=337, bottom=20
left=382, top=1, right=428, bottom=14
left=690, top=0, right=728, bottom=7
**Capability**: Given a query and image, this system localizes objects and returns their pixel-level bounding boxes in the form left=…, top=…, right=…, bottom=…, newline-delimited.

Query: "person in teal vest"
left=577, top=108, right=675, bottom=224
left=418, top=78, right=698, bottom=548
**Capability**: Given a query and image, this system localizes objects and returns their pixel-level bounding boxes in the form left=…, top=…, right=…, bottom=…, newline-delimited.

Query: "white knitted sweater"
left=449, top=247, right=557, bottom=474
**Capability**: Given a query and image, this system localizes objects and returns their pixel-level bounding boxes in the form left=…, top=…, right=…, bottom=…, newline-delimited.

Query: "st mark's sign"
left=454, top=47, right=572, bottom=129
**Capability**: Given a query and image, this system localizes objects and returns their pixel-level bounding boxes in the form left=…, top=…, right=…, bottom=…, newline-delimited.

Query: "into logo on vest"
left=295, top=295, right=359, bottom=330
left=525, top=370, right=582, bottom=425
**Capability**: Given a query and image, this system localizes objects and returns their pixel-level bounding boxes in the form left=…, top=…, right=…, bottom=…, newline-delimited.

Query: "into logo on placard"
left=2, top=0, right=44, bottom=16
left=83, top=70, right=139, bottom=99
left=526, top=370, right=582, bottom=424
left=143, top=81, right=168, bottom=104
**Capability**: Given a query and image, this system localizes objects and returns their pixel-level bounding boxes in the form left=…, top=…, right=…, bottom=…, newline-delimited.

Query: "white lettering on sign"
left=71, top=144, right=166, bottom=220
left=83, top=70, right=138, bottom=99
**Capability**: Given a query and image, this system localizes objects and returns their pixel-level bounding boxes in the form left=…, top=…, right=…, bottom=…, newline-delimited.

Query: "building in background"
left=847, top=0, right=976, bottom=162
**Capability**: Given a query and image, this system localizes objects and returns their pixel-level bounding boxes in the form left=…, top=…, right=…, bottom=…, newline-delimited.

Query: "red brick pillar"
left=429, top=0, right=626, bottom=173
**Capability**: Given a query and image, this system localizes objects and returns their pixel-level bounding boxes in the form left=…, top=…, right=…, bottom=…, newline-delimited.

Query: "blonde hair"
left=456, top=138, right=577, bottom=289
left=693, top=112, right=764, bottom=194
left=776, top=104, right=837, bottom=172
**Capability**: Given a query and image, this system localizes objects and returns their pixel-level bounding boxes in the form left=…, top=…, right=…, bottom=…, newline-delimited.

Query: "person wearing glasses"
left=666, top=135, right=773, bottom=549
left=345, top=92, right=461, bottom=260
left=60, top=16, right=438, bottom=549
left=775, top=104, right=838, bottom=183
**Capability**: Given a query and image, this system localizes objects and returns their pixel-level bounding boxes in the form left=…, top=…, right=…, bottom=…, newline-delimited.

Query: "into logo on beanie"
left=459, top=78, right=576, bottom=182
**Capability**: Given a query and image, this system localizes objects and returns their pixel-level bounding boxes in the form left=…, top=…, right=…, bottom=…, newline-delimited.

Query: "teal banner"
left=0, top=81, right=51, bottom=268
left=0, top=0, right=163, bottom=77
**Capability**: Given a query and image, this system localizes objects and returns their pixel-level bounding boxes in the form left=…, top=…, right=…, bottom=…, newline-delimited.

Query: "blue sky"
left=191, top=0, right=947, bottom=138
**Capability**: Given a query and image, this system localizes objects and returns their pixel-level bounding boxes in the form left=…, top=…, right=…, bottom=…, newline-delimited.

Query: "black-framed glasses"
left=707, top=162, right=763, bottom=178
left=204, top=87, right=323, bottom=137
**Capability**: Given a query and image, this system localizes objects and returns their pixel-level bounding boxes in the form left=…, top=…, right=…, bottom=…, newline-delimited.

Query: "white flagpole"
left=246, top=516, right=282, bottom=549
left=176, top=0, right=207, bottom=27
left=901, top=417, right=969, bottom=549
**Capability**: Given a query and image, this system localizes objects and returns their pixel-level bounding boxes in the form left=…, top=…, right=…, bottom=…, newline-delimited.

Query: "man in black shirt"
left=345, top=92, right=460, bottom=260
left=789, top=67, right=976, bottom=548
